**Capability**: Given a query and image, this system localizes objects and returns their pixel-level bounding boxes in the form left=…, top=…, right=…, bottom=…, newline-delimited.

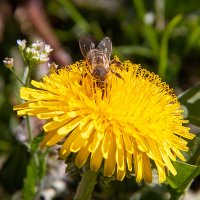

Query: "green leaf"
left=23, top=157, right=38, bottom=200
left=167, top=161, right=200, bottom=193
left=142, top=25, right=159, bottom=58
left=158, top=14, right=183, bottom=78
left=0, top=142, right=30, bottom=193
left=23, top=132, right=47, bottom=199
left=178, top=83, right=200, bottom=126
left=38, top=148, right=48, bottom=179
left=186, top=135, right=200, bottom=165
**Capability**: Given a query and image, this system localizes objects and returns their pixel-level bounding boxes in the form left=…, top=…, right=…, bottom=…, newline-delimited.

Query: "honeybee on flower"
left=13, top=38, right=195, bottom=184
left=79, top=36, right=123, bottom=87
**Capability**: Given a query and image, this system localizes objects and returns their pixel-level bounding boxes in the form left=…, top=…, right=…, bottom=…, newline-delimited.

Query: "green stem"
left=24, top=66, right=31, bottom=86
left=74, top=170, right=98, bottom=200
left=23, top=66, right=32, bottom=141
left=10, top=69, right=25, bottom=86
left=26, top=115, right=32, bottom=142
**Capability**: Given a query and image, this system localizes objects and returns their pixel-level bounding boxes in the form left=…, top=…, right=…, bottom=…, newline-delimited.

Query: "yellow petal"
left=116, top=135, right=125, bottom=171
left=116, top=168, right=126, bottom=181
left=57, top=117, right=82, bottom=135
left=88, top=131, right=100, bottom=153
left=101, top=130, right=111, bottom=159
left=40, top=130, right=57, bottom=149
left=155, top=161, right=166, bottom=183
left=142, top=153, right=152, bottom=183
left=133, top=142, right=143, bottom=182
left=13, top=102, right=30, bottom=110
left=53, top=113, right=72, bottom=122
left=75, top=142, right=91, bottom=168
left=160, top=147, right=177, bottom=176
left=104, top=134, right=116, bottom=177
left=37, top=111, right=65, bottom=119
left=43, top=119, right=69, bottom=132
left=60, top=128, right=80, bottom=158
left=123, top=134, right=134, bottom=154
left=81, top=121, right=94, bottom=139
left=126, top=152, right=133, bottom=171
left=40, top=130, right=65, bottom=148
left=70, top=136, right=87, bottom=153
left=172, top=147, right=186, bottom=161
left=90, top=141, right=103, bottom=171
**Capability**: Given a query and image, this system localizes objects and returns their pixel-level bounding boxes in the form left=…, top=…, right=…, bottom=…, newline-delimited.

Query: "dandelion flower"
left=14, top=59, right=195, bottom=183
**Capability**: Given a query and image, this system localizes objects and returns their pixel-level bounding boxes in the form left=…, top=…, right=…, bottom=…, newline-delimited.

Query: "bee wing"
left=79, top=36, right=95, bottom=59
left=97, top=37, right=112, bottom=61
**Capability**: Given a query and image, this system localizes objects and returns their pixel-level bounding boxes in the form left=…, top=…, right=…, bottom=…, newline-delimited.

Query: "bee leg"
left=110, top=59, right=123, bottom=70
left=96, top=80, right=108, bottom=89
left=79, top=73, right=88, bottom=85
left=111, top=69, right=124, bottom=80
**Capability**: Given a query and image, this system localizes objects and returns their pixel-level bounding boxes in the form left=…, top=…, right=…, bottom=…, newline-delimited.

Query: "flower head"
left=14, top=59, right=195, bottom=183
left=17, top=39, right=53, bottom=65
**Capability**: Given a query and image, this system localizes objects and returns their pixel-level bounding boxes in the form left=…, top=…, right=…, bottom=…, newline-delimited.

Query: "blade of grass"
left=57, top=0, right=91, bottom=33
left=132, top=0, right=159, bottom=58
left=158, top=14, right=183, bottom=78
left=113, top=45, right=154, bottom=59
left=132, top=0, right=145, bottom=21
left=184, top=26, right=200, bottom=54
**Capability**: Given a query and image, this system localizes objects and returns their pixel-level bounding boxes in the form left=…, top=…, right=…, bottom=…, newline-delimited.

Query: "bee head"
left=92, top=66, right=108, bottom=81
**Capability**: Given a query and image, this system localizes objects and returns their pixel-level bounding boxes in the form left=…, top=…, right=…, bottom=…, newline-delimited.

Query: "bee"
left=79, top=36, right=123, bottom=87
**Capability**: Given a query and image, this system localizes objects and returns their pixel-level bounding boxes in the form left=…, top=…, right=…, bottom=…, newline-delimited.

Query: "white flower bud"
left=17, top=39, right=26, bottom=50
left=32, top=41, right=43, bottom=50
left=44, top=45, right=53, bottom=53
left=3, top=57, right=14, bottom=69
left=39, top=53, right=49, bottom=63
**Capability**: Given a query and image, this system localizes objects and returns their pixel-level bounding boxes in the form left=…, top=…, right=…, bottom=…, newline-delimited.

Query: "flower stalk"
left=74, top=170, right=98, bottom=200
left=10, top=68, right=24, bottom=86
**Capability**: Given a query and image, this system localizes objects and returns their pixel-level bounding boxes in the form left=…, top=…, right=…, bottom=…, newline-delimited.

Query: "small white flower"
left=17, top=39, right=26, bottom=50
left=39, top=53, right=49, bottom=63
left=29, top=48, right=36, bottom=55
left=44, top=45, right=53, bottom=53
left=32, top=41, right=43, bottom=50
left=3, top=57, right=14, bottom=69
left=26, top=47, right=38, bottom=56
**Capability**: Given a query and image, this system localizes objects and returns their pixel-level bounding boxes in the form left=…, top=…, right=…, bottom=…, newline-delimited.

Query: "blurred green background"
left=0, top=0, right=200, bottom=199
